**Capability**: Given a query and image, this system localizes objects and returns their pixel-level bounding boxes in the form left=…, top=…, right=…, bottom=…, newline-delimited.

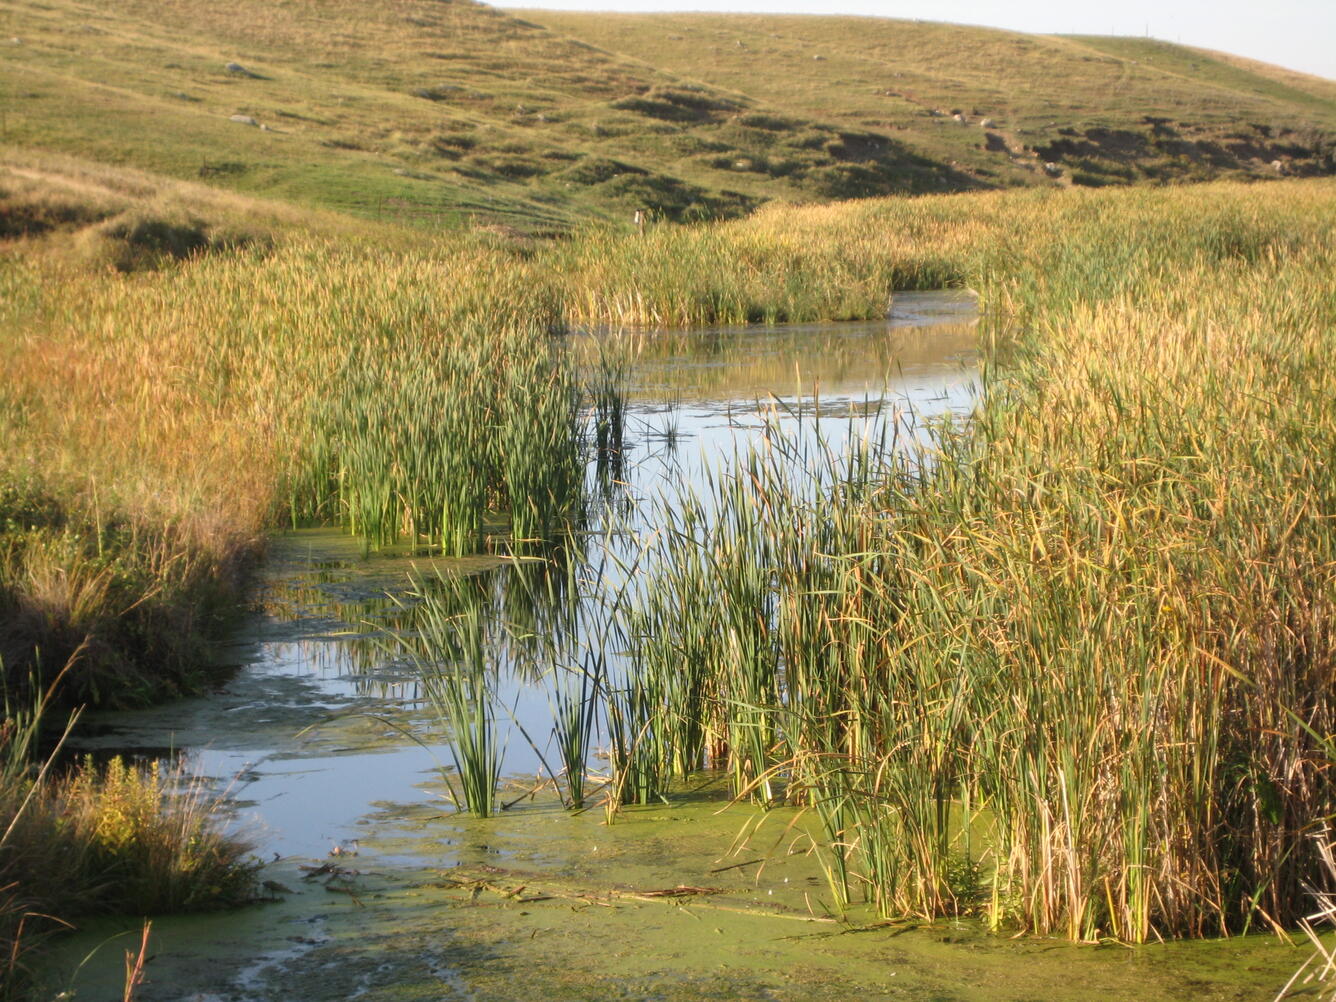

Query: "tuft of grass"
left=400, top=575, right=502, bottom=817
left=51, top=755, right=259, bottom=913
left=0, top=675, right=257, bottom=999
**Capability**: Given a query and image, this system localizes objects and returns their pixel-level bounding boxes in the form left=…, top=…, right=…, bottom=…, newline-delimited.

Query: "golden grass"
left=574, top=176, right=1336, bottom=942
left=2, top=169, right=1335, bottom=956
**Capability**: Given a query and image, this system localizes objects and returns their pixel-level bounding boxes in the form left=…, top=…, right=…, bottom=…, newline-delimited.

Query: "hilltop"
left=1, top=0, right=1333, bottom=232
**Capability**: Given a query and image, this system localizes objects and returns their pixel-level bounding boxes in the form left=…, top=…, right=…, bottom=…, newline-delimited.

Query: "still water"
left=68, top=290, right=981, bottom=861
left=47, top=293, right=1301, bottom=1000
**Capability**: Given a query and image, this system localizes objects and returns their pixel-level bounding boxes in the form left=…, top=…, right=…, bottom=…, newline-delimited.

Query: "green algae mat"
left=43, top=784, right=1303, bottom=1001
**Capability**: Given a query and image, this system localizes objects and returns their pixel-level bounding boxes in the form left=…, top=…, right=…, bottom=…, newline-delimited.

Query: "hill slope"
left=2, top=0, right=1332, bottom=232
left=517, top=11, right=1336, bottom=191
left=0, top=0, right=958, bottom=230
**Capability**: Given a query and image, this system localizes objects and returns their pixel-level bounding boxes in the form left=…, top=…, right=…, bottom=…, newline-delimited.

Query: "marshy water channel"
left=46, top=291, right=1299, bottom=1001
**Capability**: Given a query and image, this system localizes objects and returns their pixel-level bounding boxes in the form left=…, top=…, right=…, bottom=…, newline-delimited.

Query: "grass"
left=0, top=170, right=601, bottom=702
left=520, top=10, right=1336, bottom=194
left=0, top=149, right=379, bottom=260
left=0, top=0, right=948, bottom=229
left=2, top=0, right=1332, bottom=233
left=0, top=0, right=1332, bottom=988
left=282, top=276, right=586, bottom=556
left=542, top=178, right=1336, bottom=944
left=4, top=135, right=1336, bottom=968
left=1067, top=36, right=1336, bottom=115
left=0, top=675, right=257, bottom=998
left=0, top=159, right=617, bottom=983
left=404, top=575, right=503, bottom=818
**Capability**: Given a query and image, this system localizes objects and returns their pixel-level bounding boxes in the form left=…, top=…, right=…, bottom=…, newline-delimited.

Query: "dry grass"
left=553, top=177, right=1336, bottom=942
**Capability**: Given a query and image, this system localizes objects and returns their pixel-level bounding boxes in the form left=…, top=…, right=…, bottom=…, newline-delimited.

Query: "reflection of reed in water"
left=573, top=313, right=978, bottom=405
left=256, top=533, right=591, bottom=708
left=398, top=573, right=501, bottom=817
left=391, top=563, right=593, bottom=815
left=498, top=539, right=580, bottom=679
left=590, top=344, right=628, bottom=487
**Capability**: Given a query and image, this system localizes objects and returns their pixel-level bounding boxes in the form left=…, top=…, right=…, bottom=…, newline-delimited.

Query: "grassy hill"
left=513, top=11, right=1336, bottom=191
left=1, top=0, right=1332, bottom=232
left=0, top=0, right=960, bottom=231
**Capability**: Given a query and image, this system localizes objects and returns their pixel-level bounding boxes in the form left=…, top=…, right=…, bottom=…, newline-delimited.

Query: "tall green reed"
left=402, top=575, right=502, bottom=817
left=563, top=183, right=1336, bottom=939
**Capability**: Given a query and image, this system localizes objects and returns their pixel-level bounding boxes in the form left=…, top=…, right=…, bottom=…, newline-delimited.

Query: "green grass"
left=0, top=0, right=943, bottom=229
left=521, top=11, right=1336, bottom=193
left=1067, top=36, right=1336, bottom=114
left=3, top=0, right=1332, bottom=234
left=536, top=178, right=1336, bottom=944
left=401, top=575, right=503, bottom=817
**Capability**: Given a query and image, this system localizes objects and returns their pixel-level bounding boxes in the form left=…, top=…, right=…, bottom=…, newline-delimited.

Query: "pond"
left=43, top=291, right=1302, bottom=1000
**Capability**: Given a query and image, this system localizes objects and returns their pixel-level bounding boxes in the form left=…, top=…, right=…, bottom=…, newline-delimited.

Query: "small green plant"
left=58, top=755, right=259, bottom=913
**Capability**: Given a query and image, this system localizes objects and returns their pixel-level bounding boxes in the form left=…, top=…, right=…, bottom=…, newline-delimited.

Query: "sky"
left=494, top=0, right=1336, bottom=81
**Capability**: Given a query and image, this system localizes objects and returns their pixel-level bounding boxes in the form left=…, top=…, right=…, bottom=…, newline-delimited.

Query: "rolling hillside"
left=1, top=0, right=1333, bottom=233
left=523, top=11, right=1336, bottom=193
left=0, top=0, right=957, bottom=231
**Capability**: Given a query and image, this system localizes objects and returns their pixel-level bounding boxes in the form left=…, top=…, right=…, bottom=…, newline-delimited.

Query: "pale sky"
left=496, top=0, right=1336, bottom=82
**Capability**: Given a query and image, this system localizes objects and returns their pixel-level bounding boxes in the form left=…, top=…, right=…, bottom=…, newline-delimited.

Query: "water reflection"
left=71, top=290, right=980, bottom=856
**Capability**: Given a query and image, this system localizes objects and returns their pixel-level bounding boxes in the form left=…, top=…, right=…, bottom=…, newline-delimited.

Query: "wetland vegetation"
left=3, top=153, right=1336, bottom=997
